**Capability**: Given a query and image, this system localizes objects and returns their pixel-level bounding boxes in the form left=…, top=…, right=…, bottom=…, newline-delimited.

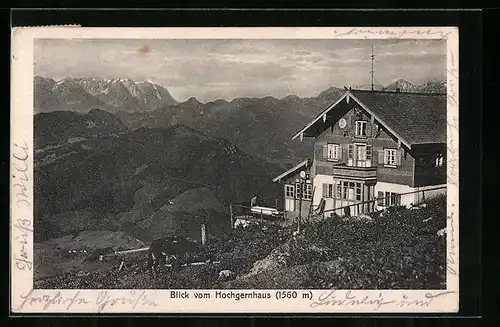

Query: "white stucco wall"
left=375, top=181, right=446, bottom=208
left=313, top=175, right=446, bottom=214
left=312, top=174, right=335, bottom=208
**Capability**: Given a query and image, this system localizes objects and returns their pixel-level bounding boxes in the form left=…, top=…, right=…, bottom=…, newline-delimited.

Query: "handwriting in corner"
left=12, top=139, right=30, bottom=209
left=310, top=290, right=396, bottom=311
left=335, top=28, right=452, bottom=40
left=12, top=139, right=33, bottom=271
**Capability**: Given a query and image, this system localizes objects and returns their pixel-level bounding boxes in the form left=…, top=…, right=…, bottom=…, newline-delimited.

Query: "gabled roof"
left=292, top=89, right=446, bottom=146
left=272, top=159, right=310, bottom=183
left=351, top=90, right=446, bottom=144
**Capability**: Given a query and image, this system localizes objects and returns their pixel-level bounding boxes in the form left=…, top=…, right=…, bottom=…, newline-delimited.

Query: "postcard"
left=11, top=26, right=459, bottom=313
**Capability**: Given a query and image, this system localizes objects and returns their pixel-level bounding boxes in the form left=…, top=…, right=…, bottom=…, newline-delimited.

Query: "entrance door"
left=285, top=198, right=295, bottom=212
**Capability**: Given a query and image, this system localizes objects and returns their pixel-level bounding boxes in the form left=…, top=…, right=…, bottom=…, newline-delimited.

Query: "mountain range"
left=35, top=108, right=129, bottom=150
left=383, top=79, right=446, bottom=93
left=114, top=86, right=346, bottom=162
left=34, top=76, right=446, bottom=162
left=34, top=76, right=177, bottom=113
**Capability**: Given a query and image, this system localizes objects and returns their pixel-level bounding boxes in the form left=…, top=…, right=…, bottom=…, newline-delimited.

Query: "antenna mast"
left=371, top=45, right=375, bottom=91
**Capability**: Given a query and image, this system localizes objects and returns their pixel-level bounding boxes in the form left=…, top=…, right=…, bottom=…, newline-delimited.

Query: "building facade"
left=272, top=89, right=447, bottom=219
left=272, top=159, right=313, bottom=221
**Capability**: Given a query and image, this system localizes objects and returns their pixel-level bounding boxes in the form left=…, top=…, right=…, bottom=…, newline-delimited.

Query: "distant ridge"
left=383, top=79, right=446, bottom=94
left=35, top=76, right=446, bottom=161
left=34, top=76, right=178, bottom=114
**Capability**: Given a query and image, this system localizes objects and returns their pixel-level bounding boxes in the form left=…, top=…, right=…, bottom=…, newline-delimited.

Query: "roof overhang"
left=291, top=91, right=350, bottom=141
left=291, top=90, right=412, bottom=149
left=272, top=159, right=310, bottom=183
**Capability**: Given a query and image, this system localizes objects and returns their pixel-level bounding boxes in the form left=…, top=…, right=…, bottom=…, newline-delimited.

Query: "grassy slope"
left=35, top=195, right=447, bottom=289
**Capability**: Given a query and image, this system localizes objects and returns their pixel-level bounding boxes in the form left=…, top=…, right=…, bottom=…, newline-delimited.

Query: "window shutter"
left=322, top=145, right=328, bottom=159
left=366, top=121, right=372, bottom=137
left=316, top=145, right=323, bottom=159
left=395, top=150, right=402, bottom=166
left=372, top=147, right=378, bottom=165
left=378, top=150, right=384, bottom=165
left=337, top=145, right=342, bottom=160
left=347, top=144, right=354, bottom=159
left=322, top=183, right=328, bottom=197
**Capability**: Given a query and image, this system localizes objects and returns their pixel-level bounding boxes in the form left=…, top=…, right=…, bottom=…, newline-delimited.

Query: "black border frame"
left=7, top=8, right=482, bottom=319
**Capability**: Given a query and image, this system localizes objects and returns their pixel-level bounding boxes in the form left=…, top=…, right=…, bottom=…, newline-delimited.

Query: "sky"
left=34, top=39, right=446, bottom=103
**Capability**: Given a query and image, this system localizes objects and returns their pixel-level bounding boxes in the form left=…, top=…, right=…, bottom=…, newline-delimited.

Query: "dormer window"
left=435, top=153, right=444, bottom=167
left=355, top=121, right=367, bottom=137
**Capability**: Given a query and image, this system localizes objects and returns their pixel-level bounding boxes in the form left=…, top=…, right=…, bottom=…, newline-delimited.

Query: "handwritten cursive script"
left=12, top=139, right=33, bottom=271
left=397, top=291, right=456, bottom=308
left=335, top=28, right=452, bottom=40
left=447, top=210, right=458, bottom=275
left=446, top=47, right=459, bottom=187
left=310, top=290, right=456, bottom=310
left=12, top=140, right=30, bottom=209
left=14, top=218, right=32, bottom=271
left=446, top=115, right=459, bottom=186
left=96, top=291, right=158, bottom=312
left=17, top=289, right=90, bottom=311
left=17, top=289, right=159, bottom=312
left=310, top=290, right=395, bottom=311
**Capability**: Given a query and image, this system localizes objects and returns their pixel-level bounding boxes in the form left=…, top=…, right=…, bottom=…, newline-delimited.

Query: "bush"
left=297, top=198, right=447, bottom=289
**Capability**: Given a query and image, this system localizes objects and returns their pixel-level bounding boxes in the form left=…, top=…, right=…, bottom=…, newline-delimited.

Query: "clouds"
left=34, top=38, right=446, bottom=102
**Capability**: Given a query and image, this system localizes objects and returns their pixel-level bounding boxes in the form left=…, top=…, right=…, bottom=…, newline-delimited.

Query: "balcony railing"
left=331, top=163, right=377, bottom=179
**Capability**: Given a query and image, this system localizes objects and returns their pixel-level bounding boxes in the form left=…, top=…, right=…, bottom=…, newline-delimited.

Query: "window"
left=355, top=121, right=367, bottom=137
left=348, top=182, right=356, bottom=200
left=322, top=183, right=333, bottom=198
left=336, top=183, right=342, bottom=199
left=303, top=183, right=312, bottom=200
left=379, top=191, right=401, bottom=206
left=384, top=148, right=397, bottom=166
left=342, top=182, right=348, bottom=200
left=348, top=144, right=354, bottom=164
left=386, top=192, right=401, bottom=206
left=357, top=145, right=367, bottom=161
left=295, top=183, right=302, bottom=199
left=285, top=185, right=294, bottom=198
left=334, top=181, right=362, bottom=201
left=348, top=144, right=372, bottom=167
left=394, top=193, right=401, bottom=206
left=435, top=153, right=444, bottom=167
left=377, top=191, right=384, bottom=206
left=327, top=143, right=341, bottom=160
left=355, top=183, right=362, bottom=201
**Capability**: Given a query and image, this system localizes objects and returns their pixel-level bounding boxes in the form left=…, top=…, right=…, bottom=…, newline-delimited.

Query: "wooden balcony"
left=331, top=163, right=378, bottom=181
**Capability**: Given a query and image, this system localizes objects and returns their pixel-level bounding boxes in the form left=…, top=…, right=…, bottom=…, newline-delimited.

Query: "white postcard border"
left=10, top=26, right=459, bottom=314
